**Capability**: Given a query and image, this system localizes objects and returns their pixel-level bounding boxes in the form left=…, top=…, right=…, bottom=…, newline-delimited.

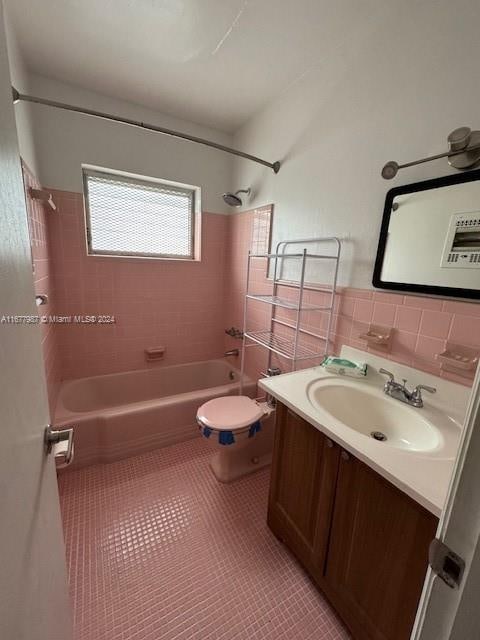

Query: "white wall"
left=21, top=73, right=234, bottom=213
left=232, top=0, right=480, bottom=288
left=3, top=7, right=37, bottom=174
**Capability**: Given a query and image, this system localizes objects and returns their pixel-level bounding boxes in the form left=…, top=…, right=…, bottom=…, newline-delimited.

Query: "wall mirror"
left=373, top=169, right=480, bottom=300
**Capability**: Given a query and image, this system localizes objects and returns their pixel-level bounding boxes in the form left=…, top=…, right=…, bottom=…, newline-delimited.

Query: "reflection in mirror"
left=373, top=170, right=480, bottom=299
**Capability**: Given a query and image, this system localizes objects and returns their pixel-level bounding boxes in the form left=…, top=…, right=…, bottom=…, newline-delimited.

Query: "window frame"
left=82, top=165, right=202, bottom=261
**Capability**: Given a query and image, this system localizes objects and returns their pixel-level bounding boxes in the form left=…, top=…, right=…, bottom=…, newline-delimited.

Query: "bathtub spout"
left=224, top=349, right=239, bottom=357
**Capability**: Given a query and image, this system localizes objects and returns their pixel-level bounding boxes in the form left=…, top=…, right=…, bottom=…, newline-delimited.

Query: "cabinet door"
left=268, top=403, right=339, bottom=574
left=325, top=452, right=438, bottom=640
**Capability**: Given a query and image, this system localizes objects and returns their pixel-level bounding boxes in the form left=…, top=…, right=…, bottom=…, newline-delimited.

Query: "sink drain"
left=371, top=431, right=387, bottom=442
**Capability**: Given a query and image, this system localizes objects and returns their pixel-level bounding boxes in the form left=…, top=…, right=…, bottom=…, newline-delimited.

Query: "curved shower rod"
left=12, top=87, right=281, bottom=174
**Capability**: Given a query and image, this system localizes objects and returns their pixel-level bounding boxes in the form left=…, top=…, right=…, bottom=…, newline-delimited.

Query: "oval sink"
left=307, top=379, right=443, bottom=452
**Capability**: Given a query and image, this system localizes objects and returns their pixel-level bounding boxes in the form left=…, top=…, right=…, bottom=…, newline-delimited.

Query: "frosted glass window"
left=83, top=168, right=200, bottom=259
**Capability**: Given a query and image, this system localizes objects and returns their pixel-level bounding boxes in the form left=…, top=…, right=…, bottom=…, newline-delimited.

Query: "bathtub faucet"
left=224, top=349, right=239, bottom=357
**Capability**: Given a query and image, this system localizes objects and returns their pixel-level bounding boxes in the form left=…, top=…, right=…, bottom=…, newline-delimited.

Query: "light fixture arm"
left=381, top=127, right=480, bottom=179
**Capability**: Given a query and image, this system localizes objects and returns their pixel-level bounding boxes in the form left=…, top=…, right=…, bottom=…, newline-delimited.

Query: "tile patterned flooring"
left=59, top=438, right=350, bottom=640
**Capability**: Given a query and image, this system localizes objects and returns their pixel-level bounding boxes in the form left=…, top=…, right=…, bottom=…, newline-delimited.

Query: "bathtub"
left=54, top=359, right=256, bottom=469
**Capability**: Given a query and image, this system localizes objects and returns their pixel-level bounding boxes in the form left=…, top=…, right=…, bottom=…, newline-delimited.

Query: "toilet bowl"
left=197, top=395, right=274, bottom=482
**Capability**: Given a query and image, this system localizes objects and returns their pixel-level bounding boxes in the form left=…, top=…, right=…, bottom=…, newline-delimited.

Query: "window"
left=83, top=166, right=201, bottom=260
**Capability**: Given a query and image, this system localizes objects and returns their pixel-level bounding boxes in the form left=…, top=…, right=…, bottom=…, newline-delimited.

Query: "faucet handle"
left=413, top=384, right=437, bottom=395
left=379, top=368, right=394, bottom=382
left=410, top=384, right=437, bottom=407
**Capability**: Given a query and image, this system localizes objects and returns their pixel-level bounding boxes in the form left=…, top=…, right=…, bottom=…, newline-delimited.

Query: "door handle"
left=45, top=425, right=74, bottom=468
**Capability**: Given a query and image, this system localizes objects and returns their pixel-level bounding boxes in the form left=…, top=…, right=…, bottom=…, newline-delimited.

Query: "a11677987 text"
left=1, top=315, right=116, bottom=324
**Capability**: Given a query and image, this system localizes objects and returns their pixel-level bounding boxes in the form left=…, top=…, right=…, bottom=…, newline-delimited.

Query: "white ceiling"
left=6, top=0, right=379, bottom=132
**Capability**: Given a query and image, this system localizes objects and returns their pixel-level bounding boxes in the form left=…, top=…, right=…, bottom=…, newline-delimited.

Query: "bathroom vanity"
left=260, top=348, right=469, bottom=640
left=269, top=402, right=437, bottom=640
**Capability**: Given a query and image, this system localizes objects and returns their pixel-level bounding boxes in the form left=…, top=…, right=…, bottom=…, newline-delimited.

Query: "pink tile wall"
left=330, top=288, right=480, bottom=385
left=24, top=181, right=480, bottom=394
left=226, top=209, right=480, bottom=388
left=47, top=189, right=229, bottom=379
left=22, top=162, right=62, bottom=414
left=224, top=207, right=273, bottom=382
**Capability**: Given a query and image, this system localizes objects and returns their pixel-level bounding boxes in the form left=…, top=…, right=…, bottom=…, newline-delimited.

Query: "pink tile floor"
left=59, top=438, right=350, bottom=640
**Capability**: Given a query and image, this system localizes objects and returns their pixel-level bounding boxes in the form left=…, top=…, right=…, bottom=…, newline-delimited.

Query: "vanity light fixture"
left=381, top=127, right=480, bottom=179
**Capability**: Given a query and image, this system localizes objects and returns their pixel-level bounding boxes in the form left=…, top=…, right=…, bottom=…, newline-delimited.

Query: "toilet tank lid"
left=197, top=395, right=264, bottom=431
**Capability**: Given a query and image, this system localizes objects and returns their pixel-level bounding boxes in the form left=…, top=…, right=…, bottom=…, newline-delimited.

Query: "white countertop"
left=259, top=347, right=470, bottom=517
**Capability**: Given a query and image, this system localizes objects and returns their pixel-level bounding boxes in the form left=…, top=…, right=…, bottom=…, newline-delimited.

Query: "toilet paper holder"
left=45, top=424, right=75, bottom=467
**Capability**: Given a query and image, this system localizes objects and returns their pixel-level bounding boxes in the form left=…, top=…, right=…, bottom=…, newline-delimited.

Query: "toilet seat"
left=197, top=395, right=264, bottom=431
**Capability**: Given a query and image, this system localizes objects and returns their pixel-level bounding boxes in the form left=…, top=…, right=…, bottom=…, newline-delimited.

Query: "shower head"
left=223, top=188, right=251, bottom=207
left=223, top=192, right=243, bottom=207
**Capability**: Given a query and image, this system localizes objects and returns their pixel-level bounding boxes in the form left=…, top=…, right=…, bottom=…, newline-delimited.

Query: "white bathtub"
left=55, top=359, right=256, bottom=468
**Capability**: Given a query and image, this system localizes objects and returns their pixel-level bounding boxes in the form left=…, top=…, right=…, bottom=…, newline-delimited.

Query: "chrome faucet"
left=379, top=368, right=436, bottom=408
left=224, top=349, right=239, bottom=357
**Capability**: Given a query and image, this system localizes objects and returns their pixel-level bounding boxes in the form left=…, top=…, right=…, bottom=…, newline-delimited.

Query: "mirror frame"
left=373, top=168, right=480, bottom=301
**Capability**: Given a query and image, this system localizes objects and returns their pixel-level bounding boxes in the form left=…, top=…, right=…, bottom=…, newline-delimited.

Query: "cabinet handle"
left=326, top=438, right=334, bottom=448
left=341, top=451, right=350, bottom=461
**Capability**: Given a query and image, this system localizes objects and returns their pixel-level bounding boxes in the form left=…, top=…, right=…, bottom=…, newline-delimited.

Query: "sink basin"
left=307, top=379, right=443, bottom=452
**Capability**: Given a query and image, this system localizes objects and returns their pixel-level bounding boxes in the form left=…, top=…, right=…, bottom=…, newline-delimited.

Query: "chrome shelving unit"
left=240, top=237, right=341, bottom=391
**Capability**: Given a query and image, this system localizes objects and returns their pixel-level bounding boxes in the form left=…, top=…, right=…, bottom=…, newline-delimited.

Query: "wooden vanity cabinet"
left=268, top=403, right=439, bottom=640
left=325, top=450, right=438, bottom=640
left=267, top=403, right=340, bottom=576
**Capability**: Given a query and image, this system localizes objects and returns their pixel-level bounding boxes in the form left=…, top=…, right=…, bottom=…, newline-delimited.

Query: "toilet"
left=196, top=395, right=274, bottom=483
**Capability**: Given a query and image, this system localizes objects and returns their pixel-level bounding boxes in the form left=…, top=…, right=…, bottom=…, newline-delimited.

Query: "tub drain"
left=371, top=431, right=387, bottom=442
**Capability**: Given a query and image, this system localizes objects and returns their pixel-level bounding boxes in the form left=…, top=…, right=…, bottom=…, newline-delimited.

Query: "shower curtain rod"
left=12, top=87, right=281, bottom=174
